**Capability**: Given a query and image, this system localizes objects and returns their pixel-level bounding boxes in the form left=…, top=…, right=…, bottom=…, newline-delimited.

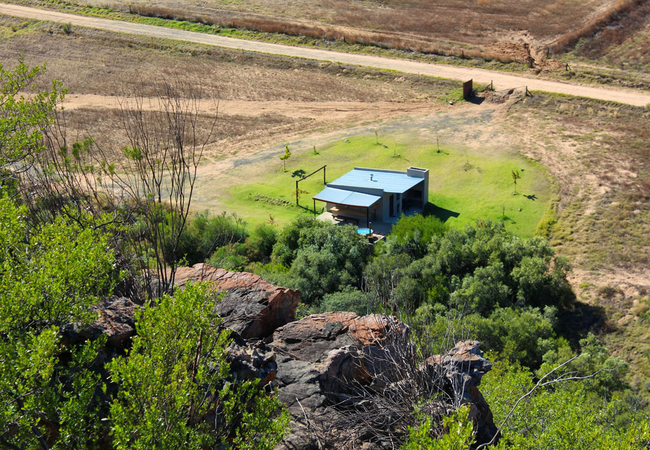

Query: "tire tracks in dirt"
left=61, top=94, right=438, bottom=121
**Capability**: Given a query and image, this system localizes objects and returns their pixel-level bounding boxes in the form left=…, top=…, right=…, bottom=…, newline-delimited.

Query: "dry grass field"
left=74, top=0, right=612, bottom=45
left=0, top=16, right=457, bottom=154
left=1, top=14, right=648, bottom=383
left=51, top=0, right=650, bottom=67
left=508, top=94, right=650, bottom=386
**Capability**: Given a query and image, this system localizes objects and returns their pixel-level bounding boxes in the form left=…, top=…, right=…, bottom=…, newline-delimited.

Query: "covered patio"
left=313, top=186, right=379, bottom=228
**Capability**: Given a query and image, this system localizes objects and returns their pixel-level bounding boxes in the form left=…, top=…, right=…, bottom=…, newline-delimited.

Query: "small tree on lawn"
left=511, top=170, right=521, bottom=195
left=280, top=145, right=291, bottom=172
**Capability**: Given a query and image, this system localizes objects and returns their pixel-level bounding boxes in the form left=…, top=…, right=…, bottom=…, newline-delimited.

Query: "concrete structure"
left=313, top=167, right=429, bottom=227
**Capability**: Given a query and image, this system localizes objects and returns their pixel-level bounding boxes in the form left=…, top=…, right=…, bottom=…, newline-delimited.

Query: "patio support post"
left=313, top=199, right=316, bottom=215
left=366, top=208, right=369, bottom=228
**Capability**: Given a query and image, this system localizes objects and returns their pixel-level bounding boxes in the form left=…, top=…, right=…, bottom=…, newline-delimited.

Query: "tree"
left=108, top=283, right=289, bottom=449
left=279, top=145, right=291, bottom=172
left=511, top=169, right=521, bottom=195
left=386, top=214, right=448, bottom=259
left=24, top=78, right=218, bottom=298
left=480, top=357, right=650, bottom=450
left=271, top=219, right=371, bottom=304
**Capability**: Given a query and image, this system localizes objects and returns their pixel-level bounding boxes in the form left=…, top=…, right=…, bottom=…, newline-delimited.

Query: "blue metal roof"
left=313, top=187, right=381, bottom=208
left=328, top=168, right=423, bottom=194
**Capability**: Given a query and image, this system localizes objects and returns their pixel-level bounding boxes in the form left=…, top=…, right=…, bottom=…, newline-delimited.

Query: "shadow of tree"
left=557, top=300, right=610, bottom=348
left=424, top=203, right=460, bottom=222
left=292, top=169, right=307, bottom=178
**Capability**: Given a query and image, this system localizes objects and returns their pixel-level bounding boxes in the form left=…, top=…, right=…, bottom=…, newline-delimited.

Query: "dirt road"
left=3, top=3, right=650, bottom=107
left=62, top=94, right=438, bottom=120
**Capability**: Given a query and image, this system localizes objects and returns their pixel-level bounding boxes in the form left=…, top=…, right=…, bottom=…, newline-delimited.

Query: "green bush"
left=108, top=283, right=289, bottom=449
left=244, top=223, right=278, bottom=263
left=320, top=288, right=372, bottom=316
left=272, top=219, right=371, bottom=304
left=0, top=195, right=117, bottom=448
left=385, top=214, right=447, bottom=258
left=172, top=211, right=248, bottom=266
left=482, top=358, right=649, bottom=450
left=372, top=220, right=573, bottom=316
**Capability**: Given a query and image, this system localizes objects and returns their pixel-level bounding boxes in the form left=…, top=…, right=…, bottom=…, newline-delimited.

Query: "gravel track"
left=3, top=3, right=650, bottom=107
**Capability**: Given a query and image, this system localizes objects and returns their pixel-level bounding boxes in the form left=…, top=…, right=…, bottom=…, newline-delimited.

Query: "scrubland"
left=0, top=8, right=648, bottom=383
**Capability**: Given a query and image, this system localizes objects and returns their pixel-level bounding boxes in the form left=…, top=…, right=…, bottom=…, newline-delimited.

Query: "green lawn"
left=216, top=133, right=553, bottom=238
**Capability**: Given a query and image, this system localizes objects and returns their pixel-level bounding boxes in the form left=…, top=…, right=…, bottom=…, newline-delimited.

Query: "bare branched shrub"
left=315, top=316, right=480, bottom=449
left=21, top=78, right=219, bottom=300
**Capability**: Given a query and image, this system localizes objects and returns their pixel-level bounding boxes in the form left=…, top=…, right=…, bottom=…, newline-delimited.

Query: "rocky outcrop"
left=423, top=341, right=497, bottom=446
left=173, top=264, right=300, bottom=339
left=269, top=312, right=413, bottom=449
left=62, top=296, right=138, bottom=349
left=80, top=269, right=497, bottom=448
left=225, top=310, right=497, bottom=449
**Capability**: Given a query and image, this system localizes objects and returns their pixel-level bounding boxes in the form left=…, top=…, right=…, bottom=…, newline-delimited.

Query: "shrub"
left=321, top=288, right=372, bottom=315
left=386, top=214, right=448, bottom=258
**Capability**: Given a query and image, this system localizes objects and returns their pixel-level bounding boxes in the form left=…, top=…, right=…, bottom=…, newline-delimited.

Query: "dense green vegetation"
left=0, top=60, right=288, bottom=449
left=482, top=355, right=649, bottom=449
left=181, top=209, right=650, bottom=447
left=109, top=283, right=289, bottom=450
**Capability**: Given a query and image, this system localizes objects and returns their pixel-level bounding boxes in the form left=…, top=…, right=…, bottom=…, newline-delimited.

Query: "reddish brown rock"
left=265, top=315, right=497, bottom=449
left=173, top=264, right=274, bottom=291
left=172, top=264, right=300, bottom=339
left=423, top=341, right=497, bottom=446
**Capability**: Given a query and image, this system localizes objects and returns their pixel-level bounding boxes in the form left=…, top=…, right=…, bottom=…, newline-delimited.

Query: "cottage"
left=313, top=167, right=429, bottom=227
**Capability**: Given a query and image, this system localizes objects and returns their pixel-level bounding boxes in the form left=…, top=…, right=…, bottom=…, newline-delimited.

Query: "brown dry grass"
left=549, top=0, right=650, bottom=54
left=112, top=0, right=614, bottom=44
left=126, top=3, right=523, bottom=64
left=511, top=95, right=650, bottom=273
left=33, top=0, right=628, bottom=62
left=565, top=0, right=650, bottom=71
left=0, top=15, right=455, bottom=156
left=0, top=17, right=455, bottom=102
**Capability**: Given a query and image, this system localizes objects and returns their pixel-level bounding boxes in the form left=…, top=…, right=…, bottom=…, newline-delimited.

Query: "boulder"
left=172, top=264, right=300, bottom=339
left=261, top=313, right=497, bottom=449
left=423, top=341, right=498, bottom=446
left=62, top=296, right=137, bottom=349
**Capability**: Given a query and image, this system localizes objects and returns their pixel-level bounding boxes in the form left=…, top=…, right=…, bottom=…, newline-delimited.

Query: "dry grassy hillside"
left=569, top=0, right=650, bottom=71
